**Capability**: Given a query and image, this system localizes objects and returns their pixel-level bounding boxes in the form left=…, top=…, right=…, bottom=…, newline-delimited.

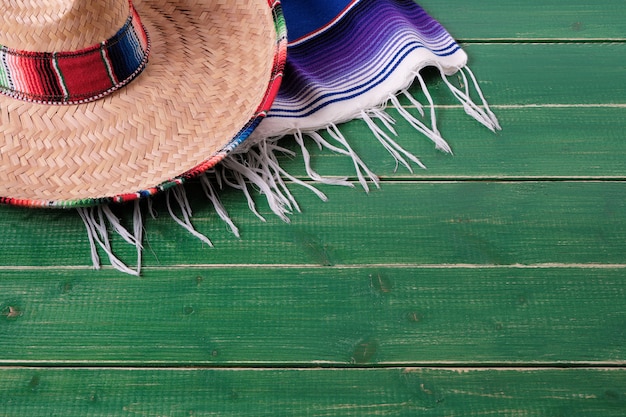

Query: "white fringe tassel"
left=438, top=66, right=501, bottom=132
left=199, top=173, right=240, bottom=238
left=77, top=200, right=143, bottom=276
left=166, top=187, right=213, bottom=247
left=78, top=65, right=499, bottom=275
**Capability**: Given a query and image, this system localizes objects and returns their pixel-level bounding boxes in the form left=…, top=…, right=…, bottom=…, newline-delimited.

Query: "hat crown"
left=1, top=0, right=130, bottom=51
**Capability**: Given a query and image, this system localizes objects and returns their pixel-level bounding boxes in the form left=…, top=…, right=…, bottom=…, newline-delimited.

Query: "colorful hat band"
left=0, top=1, right=149, bottom=105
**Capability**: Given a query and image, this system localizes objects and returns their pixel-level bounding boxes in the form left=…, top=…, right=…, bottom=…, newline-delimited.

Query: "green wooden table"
left=1, top=1, right=625, bottom=415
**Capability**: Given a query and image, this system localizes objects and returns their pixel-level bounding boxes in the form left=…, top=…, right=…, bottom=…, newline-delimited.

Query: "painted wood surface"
left=1, top=267, right=625, bottom=365
left=0, top=1, right=624, bottom=415
left=1, top=182, right=625, bottom=267
left=1, top=368, right=625, bottom=417
left=419, top=0, right=626, bottom=40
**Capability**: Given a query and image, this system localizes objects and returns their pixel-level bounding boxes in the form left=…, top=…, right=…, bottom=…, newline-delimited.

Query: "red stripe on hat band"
left=0, top=0, right=150, bottom=105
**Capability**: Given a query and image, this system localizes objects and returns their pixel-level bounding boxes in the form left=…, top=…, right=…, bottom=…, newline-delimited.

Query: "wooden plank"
left=1, top=181, right=624, bottom=267
left=288, top=44, right=626, bottom=177
left=418, top=0, right=626, bottom=40
left=0, top=368, right=624, bottom=416
left=280, top=107, right=626, bottom=179
left=407, top=44, right=626, bottom=106
left=1, top=267, right=624, bottom=365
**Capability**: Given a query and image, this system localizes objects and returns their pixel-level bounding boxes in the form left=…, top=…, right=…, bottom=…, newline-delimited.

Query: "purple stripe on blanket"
left=271, top=0, right=461, bottom=119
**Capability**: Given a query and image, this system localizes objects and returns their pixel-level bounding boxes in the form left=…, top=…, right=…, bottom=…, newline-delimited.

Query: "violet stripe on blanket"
left=253, top=0, right=500, bottom=155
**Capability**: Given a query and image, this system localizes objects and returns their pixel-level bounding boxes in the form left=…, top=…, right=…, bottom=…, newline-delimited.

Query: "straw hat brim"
left=0, top=0, right=286, bottom=207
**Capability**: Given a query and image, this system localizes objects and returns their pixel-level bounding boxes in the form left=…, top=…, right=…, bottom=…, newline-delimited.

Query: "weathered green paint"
left=0, top=267, right=625, bottom=365
left=0, top=1, right=624, bottom=415
left=419, top=0, right=626, bottom=39
left=0, top=368, right=625, bottom=417
left=1, top=182, right=625, bottom=267
left=285, top=107, right=626, bottom=179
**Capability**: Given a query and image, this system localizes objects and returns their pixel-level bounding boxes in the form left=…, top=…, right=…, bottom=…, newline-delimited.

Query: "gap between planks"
left=370, top=177, right=626, bottom=182
left=1, top=263, right=625, bottom=272
left=431, top=104, right=626, bottom=109
left=1, top=363, right=625, bottom=371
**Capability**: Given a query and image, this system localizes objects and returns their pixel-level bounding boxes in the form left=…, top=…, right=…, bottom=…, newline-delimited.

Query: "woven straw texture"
left=0, top=0, right=279, bottom=206
left=1, top=1, right=129, bottom=51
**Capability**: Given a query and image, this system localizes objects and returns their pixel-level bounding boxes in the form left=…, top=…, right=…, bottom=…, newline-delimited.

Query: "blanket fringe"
left=439, top=66, right=501, bottom=132
left=77, top=200, right=143, bottom=276
left=79, top=66, right=499, bottom=275
left=165, top=186, right=213, bottom=248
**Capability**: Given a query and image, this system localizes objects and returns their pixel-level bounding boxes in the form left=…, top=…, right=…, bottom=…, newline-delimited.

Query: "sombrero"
left=0, top=0, right=286, bottom=207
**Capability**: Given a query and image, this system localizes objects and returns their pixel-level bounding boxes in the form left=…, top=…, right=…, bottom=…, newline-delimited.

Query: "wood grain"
left=0, top=368, right=624, bottom=417
left=1, top=181, right=625, bottom=267
left=419, top=0, right=626, bottom=40
left=1, top=267, right=624, bottom=365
